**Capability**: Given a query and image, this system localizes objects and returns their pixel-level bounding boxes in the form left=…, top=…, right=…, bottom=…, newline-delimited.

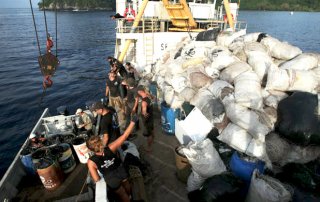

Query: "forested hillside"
left=239, top=0, right=320, bottom=11
left=38, top=0, right=114, bottom=10
left=39, top=0, right=320, bottom=11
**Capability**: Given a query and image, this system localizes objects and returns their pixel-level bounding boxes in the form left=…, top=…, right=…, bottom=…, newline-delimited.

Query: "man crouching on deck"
left=86, top=115, right=137, bottom=202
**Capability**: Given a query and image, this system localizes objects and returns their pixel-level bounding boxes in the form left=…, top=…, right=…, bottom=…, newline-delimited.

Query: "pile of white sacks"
left=140, top=31, right=320, bottom=167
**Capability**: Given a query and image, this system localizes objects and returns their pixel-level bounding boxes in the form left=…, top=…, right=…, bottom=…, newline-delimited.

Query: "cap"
left=90, top=102, right=105, bottom=111
left=126, top=77, right=136, bottom=87
left=29, top=133, right=36, bottom=139
left=136, top=85, right=145, bottom=92
left=76, top=108, right=83, bottom=114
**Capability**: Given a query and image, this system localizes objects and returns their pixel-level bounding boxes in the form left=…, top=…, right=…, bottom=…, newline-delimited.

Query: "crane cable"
left=55, top=1, right=58, bottom=57
left=29, top=0, right=42, bottom=57
left=42, top=0, right=49, bottom=40
left=30, top=0, right=60, bottom=104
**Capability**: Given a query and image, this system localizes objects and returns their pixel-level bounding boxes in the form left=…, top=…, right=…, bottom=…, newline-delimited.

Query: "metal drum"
left=50, top=143, right=76, bottom=174
left=36, top=158, right=64, bottom=191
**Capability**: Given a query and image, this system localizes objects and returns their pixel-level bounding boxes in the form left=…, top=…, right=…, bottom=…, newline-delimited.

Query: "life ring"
left=223, top=14, right=234, bottom=22
left=124, top=7, right=136, bottom=22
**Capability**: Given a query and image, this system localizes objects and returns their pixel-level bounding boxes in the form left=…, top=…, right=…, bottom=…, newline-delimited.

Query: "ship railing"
left=115, top=18, right=160, bottom=34
left=115, top=18, right=246, bottom=34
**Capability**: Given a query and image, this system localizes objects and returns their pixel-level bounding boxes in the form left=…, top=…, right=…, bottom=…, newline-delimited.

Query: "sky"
left=0, top=0, right=39, bottom=8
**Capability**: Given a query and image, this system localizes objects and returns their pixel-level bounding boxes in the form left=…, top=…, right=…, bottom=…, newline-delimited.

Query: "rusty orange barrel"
left=36, top=158, right=63, bottom=191
left=175, top=146, right=191, bottom=184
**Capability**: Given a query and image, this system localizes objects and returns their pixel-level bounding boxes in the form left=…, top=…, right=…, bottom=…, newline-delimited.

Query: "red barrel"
left=36, top=158, right=64, bottom=191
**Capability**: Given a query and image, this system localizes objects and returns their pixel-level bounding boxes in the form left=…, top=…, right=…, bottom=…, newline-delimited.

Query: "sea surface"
left=0, top=9, right=319, bottom=179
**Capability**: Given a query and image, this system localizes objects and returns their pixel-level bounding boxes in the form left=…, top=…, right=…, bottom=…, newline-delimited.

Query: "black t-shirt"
left=100, top=109, right=120, bottom=144
left=106, top=77, right=121, bottom=97
left=126, top=87, right=137, bottom=108
left=117, top=63, right=128, bottom=78
left=89, top=147, right=121, bottom=173
left=127, top=71, right=135, bottom=79
left=142, top=97, right=153, bottom=115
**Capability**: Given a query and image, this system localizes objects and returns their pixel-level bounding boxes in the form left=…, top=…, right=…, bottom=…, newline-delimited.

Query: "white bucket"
left=72, top=137, right=91, bottom=164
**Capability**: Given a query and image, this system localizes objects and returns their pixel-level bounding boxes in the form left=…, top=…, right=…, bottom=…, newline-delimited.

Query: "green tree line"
left=39, top=0, right=320, bottom=11
left=38, top=0, right=115, bottom=10
left=239, top=0, right=320, bottom=11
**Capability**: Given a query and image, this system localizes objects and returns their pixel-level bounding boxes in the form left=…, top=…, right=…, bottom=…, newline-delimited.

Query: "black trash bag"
left=200, top=98, right=225, bottom=123
left=256, top=33, right=267, bottom=42
left=182, top=102, right=195, bottom=117
left=276, top=161, right=320, bottom=193
left=188, top=173, right=245, bottom=202
left=196, top=28, right=220, bottom=41
left=275, top=91, right=320, bottom=146
left=174, top=47, right=183, bottom=59
left=292, top=186, right=320, bottom=202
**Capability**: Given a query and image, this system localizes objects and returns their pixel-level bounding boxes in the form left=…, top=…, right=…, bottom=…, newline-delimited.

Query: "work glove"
left=130, top=114, right=139, bottom=123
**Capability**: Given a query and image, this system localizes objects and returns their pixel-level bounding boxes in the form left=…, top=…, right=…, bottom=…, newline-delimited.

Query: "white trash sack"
left=234, top=71, right=263, bottom=110
left=175, top=107, right=213, bottom=144
left=182, top=138, right=226, bottom=178
left=261, top=36, right=302, bottom=60
left=218, top=123, right=266, bottom=159
left=280, top=53, right=319, bottom=71
left=207, top=80, right=234, bottom=99
left=223, top=95, right=270, bottom=142
left=220, top=61, right=252, bottom=84
left=246, top=51, right=273, bottom=81
left=246, top=170, right=292, bottom=202
left=187, top=171, right=206, bottom=192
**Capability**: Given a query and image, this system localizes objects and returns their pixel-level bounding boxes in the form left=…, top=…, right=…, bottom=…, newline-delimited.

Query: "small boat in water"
left=0, top=107, right=99, bottom=201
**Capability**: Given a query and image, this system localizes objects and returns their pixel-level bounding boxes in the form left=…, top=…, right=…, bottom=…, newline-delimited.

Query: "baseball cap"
left=29, top=133, right=36, bottom=139
left=136, top=85, right=145, bottom=92
left=90, top=102, right=105, bottom=111
left=76, top=108, right=83, bottom=114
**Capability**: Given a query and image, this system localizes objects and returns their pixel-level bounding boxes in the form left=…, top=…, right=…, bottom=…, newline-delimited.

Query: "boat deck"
left=132, top=106, right=188, bottom=202
left=12, top=106, right=188, bottom=202
left=13, top=163, right=92, bottom=202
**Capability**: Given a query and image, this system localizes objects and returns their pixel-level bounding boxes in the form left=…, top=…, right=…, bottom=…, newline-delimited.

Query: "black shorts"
left=104, top=165, right=128, bottom=190
left=141, top=114, right=154, bottom=137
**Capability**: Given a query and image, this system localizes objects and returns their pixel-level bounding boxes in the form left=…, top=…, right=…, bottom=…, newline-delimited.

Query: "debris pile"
left=141, top=31, right=320, bottom=201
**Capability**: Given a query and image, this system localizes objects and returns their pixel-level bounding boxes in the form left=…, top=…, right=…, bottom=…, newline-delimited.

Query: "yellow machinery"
left=118, top=0, right=235, bottom=62
left=162, top=0, right=197, bottom=29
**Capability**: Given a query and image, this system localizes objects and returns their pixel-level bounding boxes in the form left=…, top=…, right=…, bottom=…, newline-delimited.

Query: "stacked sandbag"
left=145, top=31, right=320, bottom=165
left=182, top=139, right=227, bottom=191
left=246, top=170, right=292, bottom=202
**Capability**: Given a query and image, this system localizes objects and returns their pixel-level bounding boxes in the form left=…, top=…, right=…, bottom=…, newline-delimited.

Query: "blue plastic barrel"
left=149, top=83, right=158, bottom=106
left=229, top=152, right=265, bottom=182
left=20, top=149, right=36, bottom=175
left=160, top=102, right=180, bottom=135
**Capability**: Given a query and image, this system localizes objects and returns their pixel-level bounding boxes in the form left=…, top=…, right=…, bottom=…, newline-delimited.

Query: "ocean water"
left=0, top=8, right=319, bottom=179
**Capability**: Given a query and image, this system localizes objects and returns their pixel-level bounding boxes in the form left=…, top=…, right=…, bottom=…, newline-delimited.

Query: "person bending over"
left=86, top=117, right=136, bottom=202
left=91, top=102, right=120, bottom=145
